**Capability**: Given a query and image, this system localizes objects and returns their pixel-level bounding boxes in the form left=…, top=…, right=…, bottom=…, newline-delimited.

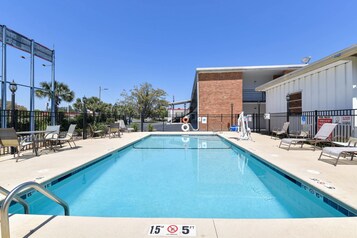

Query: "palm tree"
left=84, top=97, right=101, bottom=119
left=35, top=81, right=75, bottom=113
left=73, top=98, right=84, bottom=112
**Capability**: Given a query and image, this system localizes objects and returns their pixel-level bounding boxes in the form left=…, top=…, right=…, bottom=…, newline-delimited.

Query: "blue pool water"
left=11, top=135, right=349, bottom=218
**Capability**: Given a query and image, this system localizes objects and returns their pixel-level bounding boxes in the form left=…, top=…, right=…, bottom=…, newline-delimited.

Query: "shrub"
left=96, top=123, right=109, bottom=134
left=132, top=123, right=138, bottom=132
left=147, top=123, right=154, bottom=132
left=106, top=118, right=115, bottom=124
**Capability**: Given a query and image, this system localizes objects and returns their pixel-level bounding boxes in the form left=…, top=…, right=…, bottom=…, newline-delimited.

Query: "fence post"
left=14, top=110, right=18, bottom=131
left=314, top=110, right=318, bottom=134
left=207, top=114, right=209, bottom=131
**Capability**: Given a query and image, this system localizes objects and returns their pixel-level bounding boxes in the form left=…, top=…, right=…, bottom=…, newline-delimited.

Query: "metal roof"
left=196, top=64, right=305, bottom=73
left=256, top=44, right=357, bottom=91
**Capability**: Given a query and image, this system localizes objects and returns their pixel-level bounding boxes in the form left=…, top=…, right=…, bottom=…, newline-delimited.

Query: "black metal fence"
left=193, top=114, right=237, bottom=131
left=252, top=109, right=356, bottom=142
left=0, top=110, right=66, bottom=132
left=0, top=109, right=127, bottom=155
left=194, top=109, right=356, bottom=142
left=193, top=113, right=265, bottom=132
left=1, top=108, right=356, bottom=154
left=0, top=110, right=127, bottom=130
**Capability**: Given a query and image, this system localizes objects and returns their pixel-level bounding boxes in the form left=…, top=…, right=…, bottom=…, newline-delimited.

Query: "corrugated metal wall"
left=266, top=59, right=357, bottom=114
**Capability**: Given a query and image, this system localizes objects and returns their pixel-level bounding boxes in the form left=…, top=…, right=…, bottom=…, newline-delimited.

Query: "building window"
left=288, top=92, right=302, bottom=114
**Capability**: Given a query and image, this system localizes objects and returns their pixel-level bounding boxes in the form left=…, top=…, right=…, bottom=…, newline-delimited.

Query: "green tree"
left=117, top=90, right=136, bottom=123
left=120, top=83, right=168, bottom=131
left=5, top=101, right=27, bottom=110
left=35, top=81, right=75, bottom=113
left=154, top=105, right=168, bottom=120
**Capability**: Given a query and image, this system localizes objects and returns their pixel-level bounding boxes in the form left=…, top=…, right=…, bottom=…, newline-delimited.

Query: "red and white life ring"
left=182, top=116, right=189, bottom=124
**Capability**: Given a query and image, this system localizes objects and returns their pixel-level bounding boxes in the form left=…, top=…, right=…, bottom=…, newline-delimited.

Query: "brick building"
left=189, top=65, right=304, bottom=131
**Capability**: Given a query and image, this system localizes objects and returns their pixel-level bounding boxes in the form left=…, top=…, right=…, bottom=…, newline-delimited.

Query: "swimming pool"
left=10, top=135, right=355, bottom=218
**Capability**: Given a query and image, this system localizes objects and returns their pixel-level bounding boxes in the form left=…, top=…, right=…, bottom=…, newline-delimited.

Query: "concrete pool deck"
left=1, top=132, right=357, bottom=237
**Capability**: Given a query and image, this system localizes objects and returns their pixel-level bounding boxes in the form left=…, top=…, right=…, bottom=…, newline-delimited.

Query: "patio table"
left=16, top=130, right=55, bottom=156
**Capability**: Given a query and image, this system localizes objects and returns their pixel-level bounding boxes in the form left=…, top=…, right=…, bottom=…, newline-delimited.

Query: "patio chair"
left=43, top=125, right=60, bottom=149
left=0, top=128, right=32, bottom=160
left=108, top=123, right=121, bottom=138
left=271, top=122, right=290, bottom=139
left=89, top=124, right=105, bottom=138
left=279, top=123, right=337, bottom=151
left=318, top=137, right=357, bottom=166
left=54, top=124, right=77, bottom=148
left=118, top=120, right=134, bottom=133
left=289, top=124, right=311, bottom=138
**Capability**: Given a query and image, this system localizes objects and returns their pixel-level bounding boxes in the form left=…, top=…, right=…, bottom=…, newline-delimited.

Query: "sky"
left=1, top=0, right=357, bottom=110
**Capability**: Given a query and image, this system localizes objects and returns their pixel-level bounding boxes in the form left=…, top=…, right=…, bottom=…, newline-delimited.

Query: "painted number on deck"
left=148, top=224, right=196, bottom=236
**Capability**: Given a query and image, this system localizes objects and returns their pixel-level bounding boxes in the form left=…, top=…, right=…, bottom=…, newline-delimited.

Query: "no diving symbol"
left=167, top=225, right=178, bottom=234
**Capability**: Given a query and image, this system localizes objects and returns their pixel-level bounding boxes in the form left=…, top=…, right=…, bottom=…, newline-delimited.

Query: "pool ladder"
left=0, top=181, right=70, bottom=238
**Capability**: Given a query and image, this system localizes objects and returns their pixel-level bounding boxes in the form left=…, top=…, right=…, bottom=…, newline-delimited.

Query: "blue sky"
left=1, top=0, right=357, bottom=109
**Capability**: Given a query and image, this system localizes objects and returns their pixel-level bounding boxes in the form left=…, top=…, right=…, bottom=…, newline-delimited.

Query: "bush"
left=106, top=118, right=115, bottom=124
left=132, top=123, right=138, bottom=132
left=147, top=123, right=154, bottom=132
left=96, top=123, right=109, bottom=133
left=75, top=128, right=83, bottom=136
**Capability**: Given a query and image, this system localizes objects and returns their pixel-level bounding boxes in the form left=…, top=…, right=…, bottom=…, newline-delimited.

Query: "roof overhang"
left=169, top=99, right=191, bottom=105
left=256, top=44, right=357, bottom=91
left=196, top=64, right=305, bottom=73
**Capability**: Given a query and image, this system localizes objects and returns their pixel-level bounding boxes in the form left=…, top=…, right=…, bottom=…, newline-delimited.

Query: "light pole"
left=99, top=86, right=108, bottom=101
left=9, top=80, right=17, bottom=116
left=42, top=62, right=56, bottom=125
left=9, top=80, right=17, bottom=154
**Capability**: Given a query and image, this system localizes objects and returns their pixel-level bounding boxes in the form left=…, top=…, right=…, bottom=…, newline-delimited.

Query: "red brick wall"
left=198, top=72, right=243, bottom=130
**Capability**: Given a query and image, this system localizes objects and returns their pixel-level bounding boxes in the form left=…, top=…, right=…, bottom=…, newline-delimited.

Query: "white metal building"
left=256, top=45, right=357, bottom=113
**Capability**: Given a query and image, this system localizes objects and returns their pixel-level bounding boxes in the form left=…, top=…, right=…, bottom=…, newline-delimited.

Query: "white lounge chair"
left=44, top=125, right=60, bottom=150
left=331, top=136, right=357, bottom=147
left=271, top=122, right=290, bottom=139
left=318, top=137, right=357, bottom=166
left=118, top=120, right=134, bottom=133
left=279, top=123, right=337, bottom=151
left=54, top=124, right=77, bottom=148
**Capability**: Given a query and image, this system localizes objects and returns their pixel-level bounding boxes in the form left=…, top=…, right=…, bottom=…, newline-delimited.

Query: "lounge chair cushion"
left=281, top=138, right=306, bottom=144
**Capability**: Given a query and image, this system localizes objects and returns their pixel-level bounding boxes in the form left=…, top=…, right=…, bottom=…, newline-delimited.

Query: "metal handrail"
left=0, top=186, right=30, bottom=214
left=1, top=181, right=69, bottom=238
